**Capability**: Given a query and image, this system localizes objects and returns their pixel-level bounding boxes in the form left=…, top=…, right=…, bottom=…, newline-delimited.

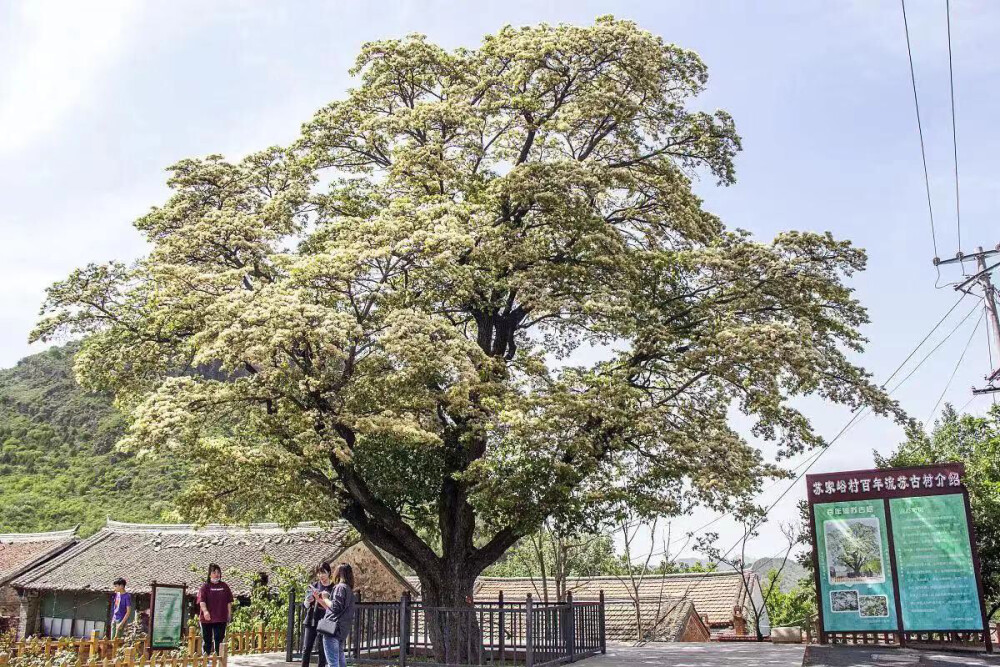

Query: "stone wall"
left=17, top=592, right=39, bottom=638
left=335, top=542, right=410, bottom=602
left=0, top=586, right=20, bottom=621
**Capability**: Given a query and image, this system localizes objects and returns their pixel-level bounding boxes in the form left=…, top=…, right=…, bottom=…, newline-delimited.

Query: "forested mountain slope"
left=0, top=344, right=185, bottom=535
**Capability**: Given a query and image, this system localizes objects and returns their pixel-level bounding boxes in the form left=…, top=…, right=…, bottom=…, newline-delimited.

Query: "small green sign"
left=150, top=585, right=185, bottom=649
left=889, top=494, right=983, bottom=631
left=814, top=500, right=898, bottom=632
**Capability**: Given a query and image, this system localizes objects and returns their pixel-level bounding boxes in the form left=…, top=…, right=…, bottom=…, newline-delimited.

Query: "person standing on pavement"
left=197, top=563, right=234, bottom=655
left=301, top=562, right=334, bottom=667
left=318, top=563, right=355, bottom=667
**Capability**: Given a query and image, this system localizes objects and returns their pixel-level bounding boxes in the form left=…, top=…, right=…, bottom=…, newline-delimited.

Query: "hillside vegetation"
left=0, top=344, right=185, bottom=536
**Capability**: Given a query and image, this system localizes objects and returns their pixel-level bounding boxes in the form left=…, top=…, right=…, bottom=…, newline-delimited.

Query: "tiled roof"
left=0, top=528, right=78, bottom=586
left=604, top=598, right=703, bottom=642
left=471, top=572, right=752, bottom=625
left=402, top=571, right=752, bottom=627
left=12, top=520, right=354, bottom=596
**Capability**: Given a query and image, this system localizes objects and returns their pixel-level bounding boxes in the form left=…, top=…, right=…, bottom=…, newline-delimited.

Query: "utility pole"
left=935, top=245, right=1000, bottom=394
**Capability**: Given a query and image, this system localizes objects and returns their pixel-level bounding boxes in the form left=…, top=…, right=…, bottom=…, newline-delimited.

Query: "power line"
left=657, top=292, right=971, bottom=563
left=900, top=0, right=940, bottom=262
left=986, top=300, right=998, bottom=406
left=651, top=292, right=975, bottom=619
left=946, top=0, right=963, bottom=258
left=886, top=298, right=980, bottom=394
left=987, top=313, right=995, bottom=372
left=881, top=291, right=967, bottom=389
left=926, top=307, right=983, bottom=423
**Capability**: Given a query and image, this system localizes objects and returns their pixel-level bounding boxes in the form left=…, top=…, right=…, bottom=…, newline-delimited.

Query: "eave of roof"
left=11, top=519, right=353, bottom=595
left=0, top=527, right=78, bottom=544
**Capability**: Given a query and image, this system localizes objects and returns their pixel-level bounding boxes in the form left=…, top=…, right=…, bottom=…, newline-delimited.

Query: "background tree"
left=877, top=404, right=1000, bottom=619
left=696, top=508, right=798, bottom=640
left=484, top=521, right=619, bottom=602
left=33, top=16, right=901, bottom=658
left=763, top=570, right=816, bottom=637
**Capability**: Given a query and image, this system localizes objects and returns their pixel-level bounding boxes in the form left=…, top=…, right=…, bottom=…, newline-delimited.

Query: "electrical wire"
left=987, top=313, right=995, bottom=371
left=885, top=298, right=979, bottom=394
left=880, top=291, right=967, bottom=389
left=642, top=291, right=970, bottom=565
left=958, top=393, right=977, bottom=414
left=677, top=298, right=978, bottom=590
left=926, top=308, right=983, bottom=423
left=946, top=0, right=963, bottom=261
left=900, top=0, right=940, bottom=266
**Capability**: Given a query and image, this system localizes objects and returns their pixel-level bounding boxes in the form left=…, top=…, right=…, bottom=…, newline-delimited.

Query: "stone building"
left=12, top=520, right=413, bottom=638
left=0, top=529, right=78, bottom=634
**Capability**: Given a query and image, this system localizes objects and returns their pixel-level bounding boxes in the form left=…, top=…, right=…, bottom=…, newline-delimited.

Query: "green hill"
left=0, top=344, right=185, bottom=536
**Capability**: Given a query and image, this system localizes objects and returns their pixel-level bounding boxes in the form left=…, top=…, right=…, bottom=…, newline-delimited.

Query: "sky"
left=2, top=0, right=1000, bottom=561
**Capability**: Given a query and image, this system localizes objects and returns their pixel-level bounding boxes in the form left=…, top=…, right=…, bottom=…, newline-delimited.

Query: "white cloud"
left=0, top=0, right=138, bottom=156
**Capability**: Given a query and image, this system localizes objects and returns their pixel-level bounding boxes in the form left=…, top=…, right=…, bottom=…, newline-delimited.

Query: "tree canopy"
left=878, top=404, right=1000, bottom=618
left=33, top=16, right=900, bottom=610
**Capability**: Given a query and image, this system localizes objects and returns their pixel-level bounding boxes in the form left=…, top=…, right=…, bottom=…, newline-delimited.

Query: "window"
left=39, top=592, right=109, bottom=638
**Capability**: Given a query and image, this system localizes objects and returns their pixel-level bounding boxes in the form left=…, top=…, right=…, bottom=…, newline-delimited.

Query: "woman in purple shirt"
left=197, top=563, right=234, bottom=655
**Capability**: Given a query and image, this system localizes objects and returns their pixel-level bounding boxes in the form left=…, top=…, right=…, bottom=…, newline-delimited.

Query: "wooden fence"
left=0, top=625, right=287, bottom=667
left=0, top=642, right=226, bottom=667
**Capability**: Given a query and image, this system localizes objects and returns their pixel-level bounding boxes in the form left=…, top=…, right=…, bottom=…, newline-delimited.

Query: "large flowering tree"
left=35, top=17, right=900, bottom=638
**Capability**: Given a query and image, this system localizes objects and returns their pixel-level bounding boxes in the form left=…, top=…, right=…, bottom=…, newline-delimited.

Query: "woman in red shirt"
left=197, top=563, right=234, bottom=655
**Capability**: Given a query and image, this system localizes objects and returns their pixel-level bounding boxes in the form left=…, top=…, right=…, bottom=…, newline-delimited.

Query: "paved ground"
left=588, top=642, right=806, bottom=666
left=804, top=646, right=1000, bottom=667
left=229, top=642, right=807, bottom=667
left=229, top=643, right=1000, bottom=667
left=230, top=654, right=287, bottom=667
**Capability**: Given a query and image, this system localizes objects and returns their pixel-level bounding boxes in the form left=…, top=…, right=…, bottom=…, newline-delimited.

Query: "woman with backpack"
left=316, top=563, right=355, bottom=667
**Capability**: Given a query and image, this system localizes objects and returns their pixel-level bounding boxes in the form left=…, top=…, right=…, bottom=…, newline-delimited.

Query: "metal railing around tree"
left=287, top=591, right=606, bottom=667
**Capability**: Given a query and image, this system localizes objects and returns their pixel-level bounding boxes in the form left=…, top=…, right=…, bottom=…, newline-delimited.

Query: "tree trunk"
left=334, top=425, right=524, bottom=664
left=418, top=572, right=483, bottom=665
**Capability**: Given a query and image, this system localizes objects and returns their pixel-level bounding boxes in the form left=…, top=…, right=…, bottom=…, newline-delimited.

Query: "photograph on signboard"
left=830, top=590, right=859, bottom=612
left=859, top=594, right=889, bottom=618
left=824, top=517, right=885, bottom=584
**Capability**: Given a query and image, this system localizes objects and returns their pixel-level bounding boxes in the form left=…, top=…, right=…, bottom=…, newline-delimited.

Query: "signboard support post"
left=808, top=504, right=827, bottom=646
left=881, top=498, right=906, bottom=648
left=963, top=489, right=993, bottom=653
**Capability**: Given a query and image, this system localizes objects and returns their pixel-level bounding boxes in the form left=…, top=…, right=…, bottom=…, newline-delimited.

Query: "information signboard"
left=806, top=463, right=990, bottom=650
left=149, top=583, right=186, bottom=650
left=813, top=499, right=897, bottom=632
left=890, top=494, right=983, bottom=631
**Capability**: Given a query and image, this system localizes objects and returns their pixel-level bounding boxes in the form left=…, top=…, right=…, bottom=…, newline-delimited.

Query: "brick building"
left=0, top=529, right=78, bottom=634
